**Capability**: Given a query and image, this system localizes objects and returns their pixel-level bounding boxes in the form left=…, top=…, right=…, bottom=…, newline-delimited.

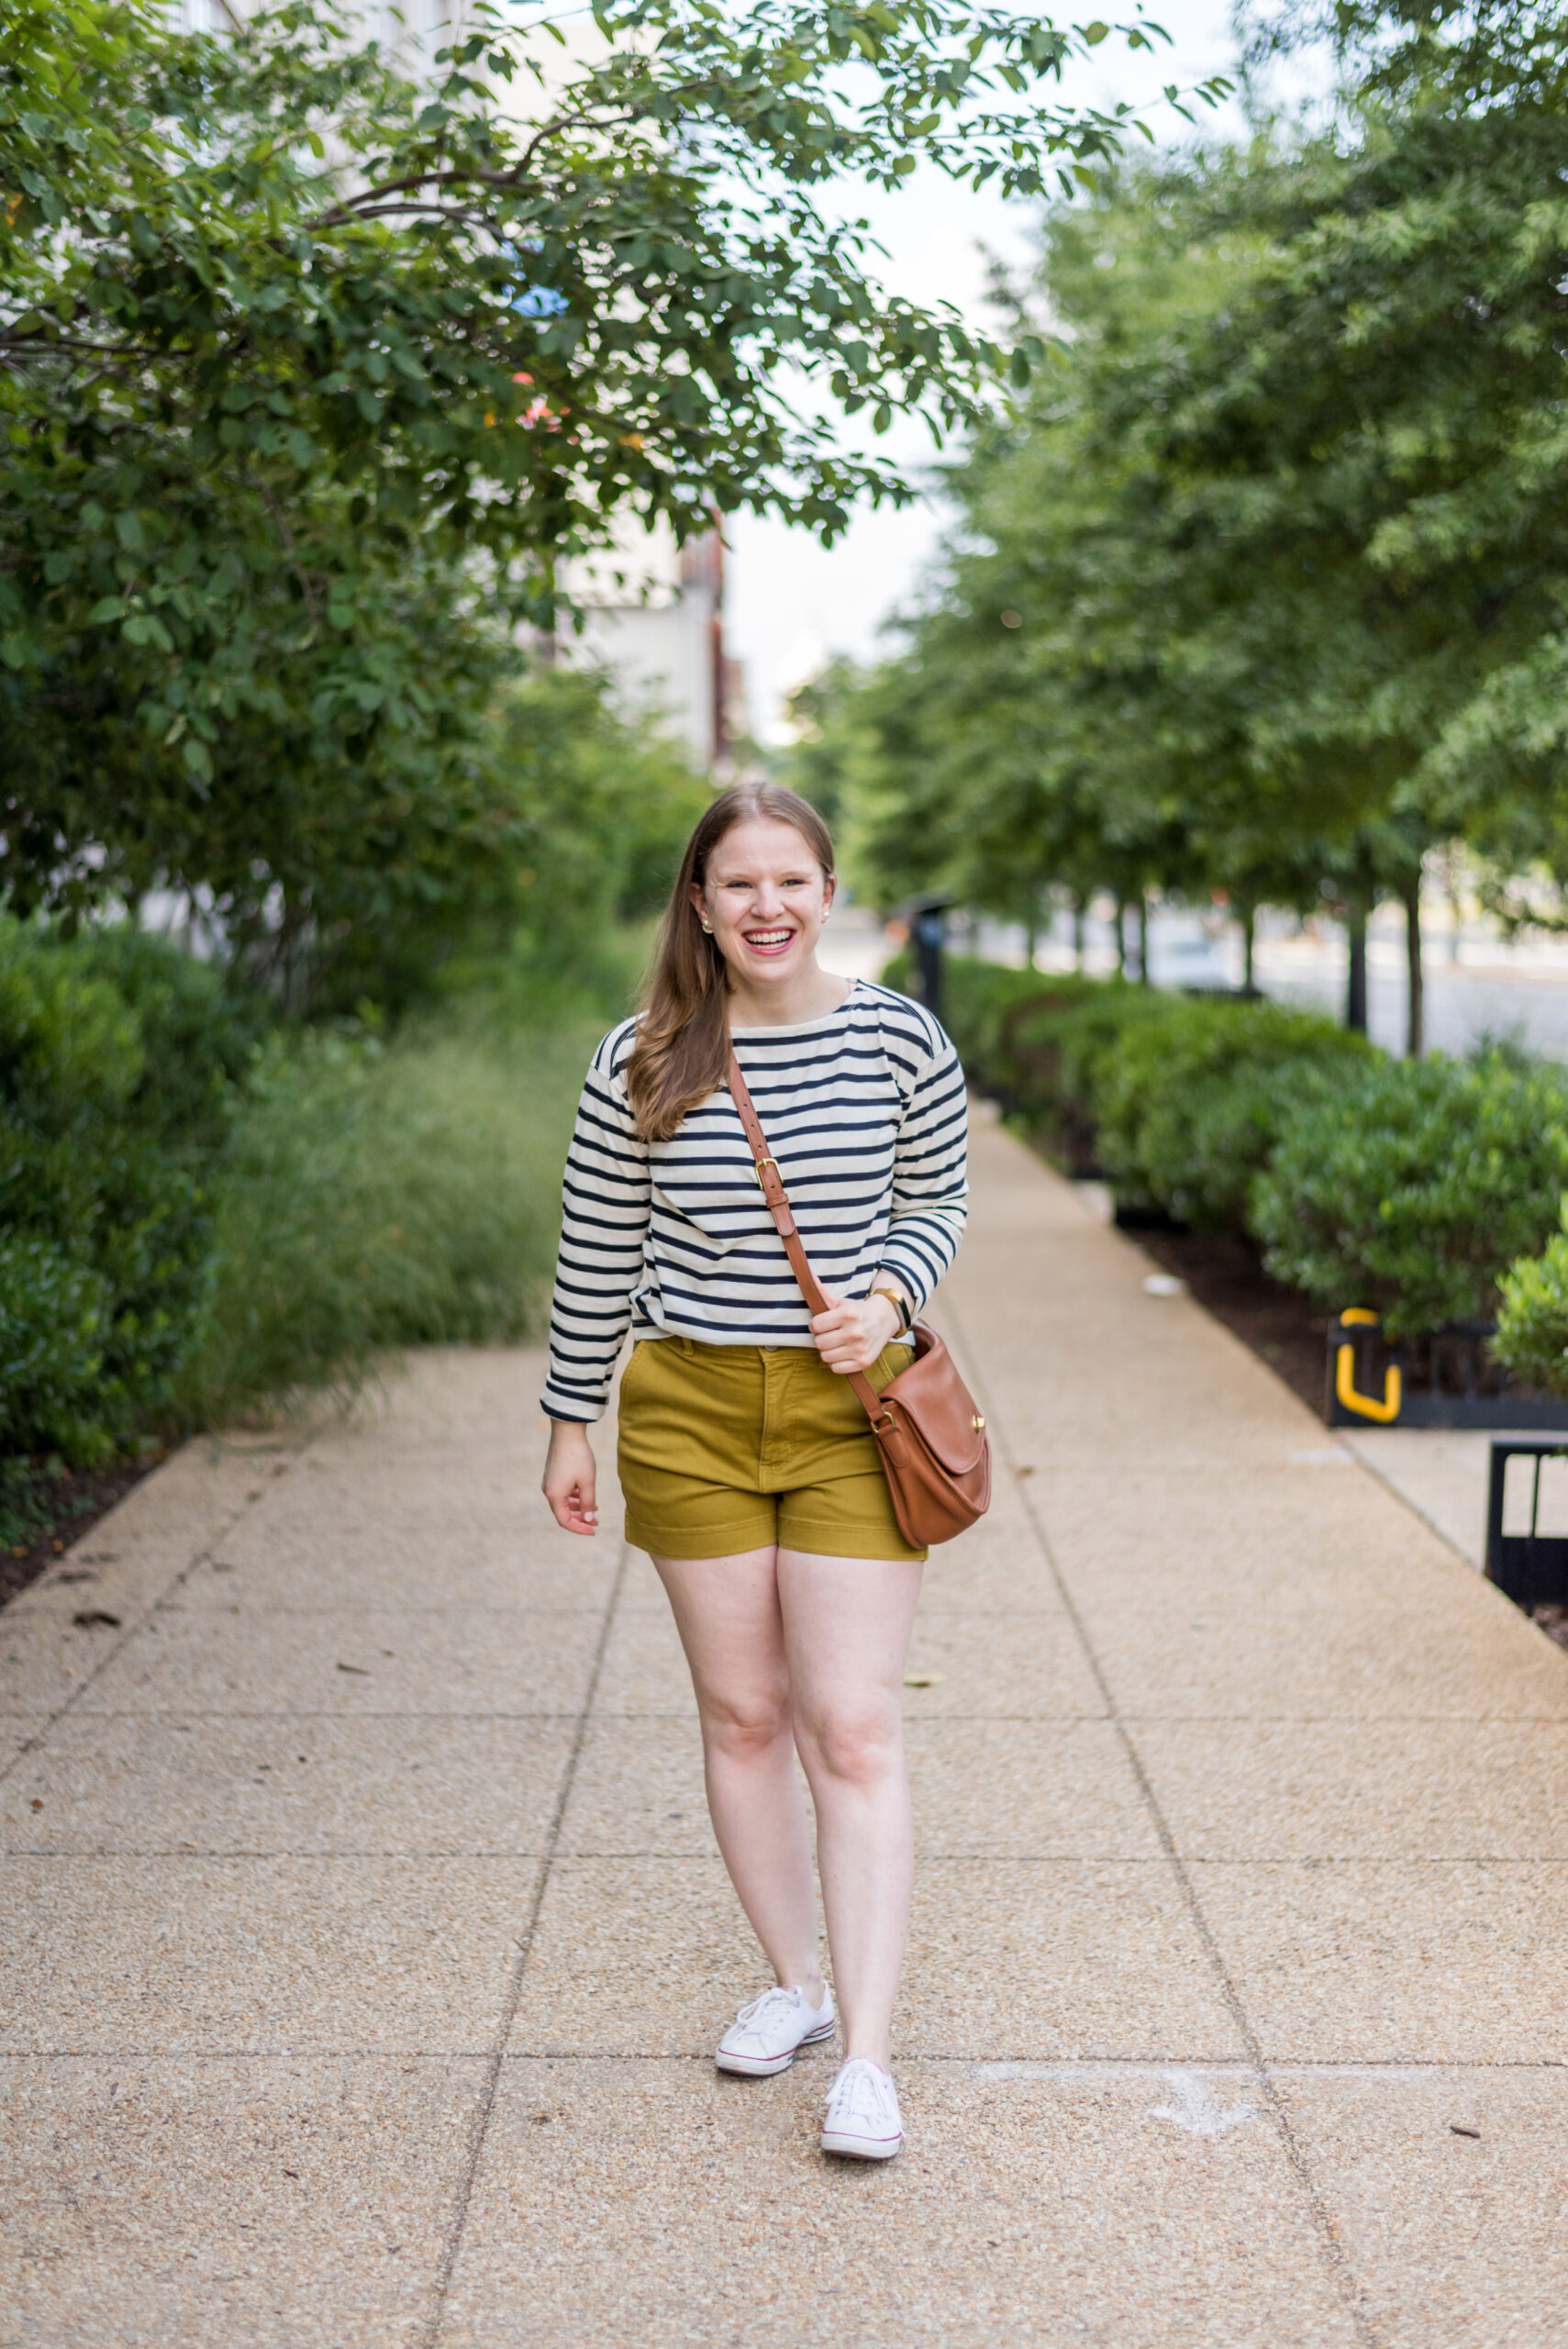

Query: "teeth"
left=746, top=931, right=792, bottom=945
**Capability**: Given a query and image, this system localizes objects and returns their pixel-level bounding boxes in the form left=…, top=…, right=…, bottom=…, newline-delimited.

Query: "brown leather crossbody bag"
left=726, top=1054, right=992, bottom=1549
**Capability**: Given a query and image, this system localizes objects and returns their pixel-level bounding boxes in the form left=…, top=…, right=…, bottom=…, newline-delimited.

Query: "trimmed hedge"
left=901, top=955, right=1568, bottom=1341
left=1494, top=1211, right=1568, bottom=1397
left=1253, top=1052, right=1568, bottom=1337
left=886, top=953, right=1165, bottom=1174
left=1093, top=996, right=1374, bottom=1228
left=902, top=956, right=1369, bottom=1211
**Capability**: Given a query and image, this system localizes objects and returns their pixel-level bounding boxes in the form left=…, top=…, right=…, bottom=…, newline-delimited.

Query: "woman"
left=540, top=782, right=968, bottom=2161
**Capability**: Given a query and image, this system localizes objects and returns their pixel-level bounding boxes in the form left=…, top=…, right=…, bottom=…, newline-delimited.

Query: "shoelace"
left=828, top=2059, right=895, bottom=2130
left=730, top=1986, right=807, bottom=2042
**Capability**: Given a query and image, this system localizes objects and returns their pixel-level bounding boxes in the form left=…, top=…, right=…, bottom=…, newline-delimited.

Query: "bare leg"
left=653, top=1548, right=825, bottom=2005
left=779, top=1551, right=924, bottom=2070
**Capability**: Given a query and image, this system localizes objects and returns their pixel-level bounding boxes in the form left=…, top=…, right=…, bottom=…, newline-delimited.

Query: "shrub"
left=0, top=1235, right=112, bottom=1460
left=885, top=953, right=1164, bottom=1171
left=940, top=962, right=1106, bottom=1089
left=1093, top=996, right=1376, bottom=1230
left=1493, top=1212, right=1568, bottom=1398
left=310, top=670, right=712, bottom=1020
left=882, top=952, right=1109, bottom=1082
left=1250, top=1051, right=1568, bottom=1335
left=0, top=918, right=258, bottom=1461
left=1, top=907, right=615, bottom=1482
left=998, top=983, right=1175, bottom=1175
left=70, top=921, right=267, bottom=1145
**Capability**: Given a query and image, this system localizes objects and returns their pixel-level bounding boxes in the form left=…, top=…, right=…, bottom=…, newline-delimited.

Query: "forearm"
left=877, top=1201, right=966, bottom=1314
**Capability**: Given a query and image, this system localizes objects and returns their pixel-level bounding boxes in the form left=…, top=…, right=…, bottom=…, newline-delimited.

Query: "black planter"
left=1325, top=1312, right=1568, bottom=1431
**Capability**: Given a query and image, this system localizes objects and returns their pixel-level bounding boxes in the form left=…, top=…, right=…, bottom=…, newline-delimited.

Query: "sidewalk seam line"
left=420, top=1535, right=629, bottom=2349
left=941, top=1285, right=1385, bottom=2349
left=4, top=2047, right=1562, bottom=2070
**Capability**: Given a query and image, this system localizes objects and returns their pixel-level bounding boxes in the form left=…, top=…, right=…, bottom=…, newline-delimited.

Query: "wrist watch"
left=871, top=1285, right=913, bottom=1334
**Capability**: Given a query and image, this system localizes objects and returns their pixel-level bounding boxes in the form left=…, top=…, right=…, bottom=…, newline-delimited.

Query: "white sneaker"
left=821, top=2057, right=904, bottom=2159
left=716, top=1985, right=837, bottom=2077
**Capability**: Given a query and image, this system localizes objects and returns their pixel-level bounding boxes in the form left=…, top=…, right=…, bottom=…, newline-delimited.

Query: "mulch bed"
left=0, top=1454, right=167, bottom=1615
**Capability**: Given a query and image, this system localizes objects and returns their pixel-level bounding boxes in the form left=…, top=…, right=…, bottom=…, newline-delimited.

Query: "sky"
left=724, top=0, right=1325, bottom=742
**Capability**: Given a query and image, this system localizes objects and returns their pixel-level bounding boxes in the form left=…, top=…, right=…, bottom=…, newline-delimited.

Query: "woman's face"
left=692, top=817, right=834, bottom=991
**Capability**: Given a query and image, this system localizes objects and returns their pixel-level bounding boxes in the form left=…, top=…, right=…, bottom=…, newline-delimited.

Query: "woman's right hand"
left=542, top=1419, right=599, bottom=1535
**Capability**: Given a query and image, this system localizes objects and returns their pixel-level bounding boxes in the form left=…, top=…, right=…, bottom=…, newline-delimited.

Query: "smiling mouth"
left=742, top=929, right=795, bottom=952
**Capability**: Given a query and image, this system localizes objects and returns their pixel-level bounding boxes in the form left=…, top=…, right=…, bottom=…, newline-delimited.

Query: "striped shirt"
left=541, top=981, right=969, bottom=1421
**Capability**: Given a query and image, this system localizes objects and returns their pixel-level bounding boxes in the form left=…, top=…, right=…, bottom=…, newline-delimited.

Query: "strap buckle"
left=752, top=1157, right=779, bottom=1187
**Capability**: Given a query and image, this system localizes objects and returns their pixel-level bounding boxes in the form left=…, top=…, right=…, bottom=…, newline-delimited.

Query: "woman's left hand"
left=810, top=1287, right=904, bottom=1375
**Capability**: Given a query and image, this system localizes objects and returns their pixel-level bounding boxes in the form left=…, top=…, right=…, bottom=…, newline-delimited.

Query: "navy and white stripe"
left=540, top=981, right=969, bottom=1421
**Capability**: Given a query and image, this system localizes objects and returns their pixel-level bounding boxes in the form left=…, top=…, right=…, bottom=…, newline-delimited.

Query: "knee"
left=702, top=1695, right=792, bottom=1763
left=797, top=1702, right=901, bottom=1789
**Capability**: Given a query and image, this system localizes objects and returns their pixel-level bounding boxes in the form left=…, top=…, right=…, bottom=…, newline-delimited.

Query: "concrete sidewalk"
left=6, top=1119, right=1568, bottom=2347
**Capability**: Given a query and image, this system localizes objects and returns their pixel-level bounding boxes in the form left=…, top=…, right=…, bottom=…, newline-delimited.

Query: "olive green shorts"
left=616, top=1335, right=926, bottom=1562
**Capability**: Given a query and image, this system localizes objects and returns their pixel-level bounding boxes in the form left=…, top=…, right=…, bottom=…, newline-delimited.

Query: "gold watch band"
left=871, top=1285, right=912, bottom=1333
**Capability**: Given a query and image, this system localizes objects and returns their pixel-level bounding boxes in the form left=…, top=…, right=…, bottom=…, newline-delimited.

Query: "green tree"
left=299, top=664, right=712, bottom=1018
left=810, top=165, right=1308, bottom=965
left=832, top=10, right=1568, bottom=1051
left=2, top=0, right=1218, bottom=943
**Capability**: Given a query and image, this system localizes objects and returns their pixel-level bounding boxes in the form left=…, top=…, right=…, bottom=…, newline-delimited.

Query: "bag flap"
left=881, top=1333, right=988, bottom=1475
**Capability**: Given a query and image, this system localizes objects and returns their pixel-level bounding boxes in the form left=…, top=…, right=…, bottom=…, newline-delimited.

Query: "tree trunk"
left=1024, top=915, right=1039, bottom=971
left=1240, top=902, right=1256, bottom=994
left=1403, top=877, right=1424, bottom=1059
left=1072, top=896, right=1086, bottom=973
left=1345, top=901, right=1369, bottom=1034
left=1114, top=896, right=1128, bottom=978
left=1137, top=894, right=1151, bottom=986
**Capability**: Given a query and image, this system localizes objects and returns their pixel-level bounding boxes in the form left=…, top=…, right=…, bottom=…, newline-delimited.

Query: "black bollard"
left=907, top=894, right=951, bottom=1025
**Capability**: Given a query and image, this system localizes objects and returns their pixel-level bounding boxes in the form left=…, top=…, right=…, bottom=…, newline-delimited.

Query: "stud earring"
left=700, top=918, right=713, bottom=933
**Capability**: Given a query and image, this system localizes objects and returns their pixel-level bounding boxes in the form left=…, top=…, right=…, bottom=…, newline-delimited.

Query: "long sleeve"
left=877, top=1024, right=969, bottom=1311
left=540, top=1023, right=651, bottom=1421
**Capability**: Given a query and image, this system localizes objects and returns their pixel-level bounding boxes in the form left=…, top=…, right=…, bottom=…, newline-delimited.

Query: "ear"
left=688, top=880, right=708, bottom=919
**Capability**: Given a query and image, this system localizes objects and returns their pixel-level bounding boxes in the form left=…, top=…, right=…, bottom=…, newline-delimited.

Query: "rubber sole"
left=715, top=2016, right=837, bottom=2077
left=821, top=2128, right=904, bottom=2160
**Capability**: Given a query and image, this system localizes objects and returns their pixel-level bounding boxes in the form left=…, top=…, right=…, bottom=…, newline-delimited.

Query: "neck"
left=726, top=957, right=852, bottom=1030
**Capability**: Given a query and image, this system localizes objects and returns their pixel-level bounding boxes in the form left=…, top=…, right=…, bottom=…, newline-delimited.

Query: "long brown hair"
left=625, top=783, right=837, bottom=1141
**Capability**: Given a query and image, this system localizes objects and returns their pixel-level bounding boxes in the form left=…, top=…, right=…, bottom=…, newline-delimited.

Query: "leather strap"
left=725, top=1052, right=891, bottom=1430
